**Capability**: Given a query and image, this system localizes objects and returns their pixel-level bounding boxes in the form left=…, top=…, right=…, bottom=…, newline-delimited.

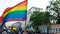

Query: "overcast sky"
left=0, top=0, right=50, bottom=16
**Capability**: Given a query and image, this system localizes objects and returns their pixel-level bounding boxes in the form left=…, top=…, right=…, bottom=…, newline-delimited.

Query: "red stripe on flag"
left=0, top=16, right=3, bottom=23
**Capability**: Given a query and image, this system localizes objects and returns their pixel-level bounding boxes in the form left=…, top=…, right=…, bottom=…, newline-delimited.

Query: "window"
left=52, top=28, right=55, bottom=33
left=56, top=28, right=58, bottom=33
left=59, top=28, right=60, bottom=32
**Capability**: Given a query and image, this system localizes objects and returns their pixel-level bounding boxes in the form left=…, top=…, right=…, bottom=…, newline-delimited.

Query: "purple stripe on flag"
left=6, top=18, right=26, bottom=22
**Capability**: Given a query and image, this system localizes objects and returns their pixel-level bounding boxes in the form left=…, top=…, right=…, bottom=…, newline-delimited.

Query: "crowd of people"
left=0, top=27, right=55, bottom=34
left=0, top=29, right=41, bottom=34
left=0, top=26, right=55, bottom=34
left=0, top=26, right=41, bottom=34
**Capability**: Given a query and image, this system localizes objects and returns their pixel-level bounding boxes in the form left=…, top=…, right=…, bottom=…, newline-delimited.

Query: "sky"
left=0, top=0, right=50, bottom=16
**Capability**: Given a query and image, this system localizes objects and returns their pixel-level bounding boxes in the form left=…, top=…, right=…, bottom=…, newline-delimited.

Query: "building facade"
left=39, top=24, right=60, bottom=34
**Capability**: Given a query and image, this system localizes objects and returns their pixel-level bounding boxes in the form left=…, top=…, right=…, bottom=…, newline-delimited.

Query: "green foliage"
left=30, top=11, right=51, bottom=30
left=57, top=17, right=60, bottom=24
left=46, top=0, right=60, bottom=24
left=26, top=24, right=31, bottom=29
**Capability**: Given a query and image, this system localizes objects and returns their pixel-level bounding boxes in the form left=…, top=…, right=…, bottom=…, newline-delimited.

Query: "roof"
left=28, top=7, right=43, bottom=11
left=39, top=24, right=60, bottom=28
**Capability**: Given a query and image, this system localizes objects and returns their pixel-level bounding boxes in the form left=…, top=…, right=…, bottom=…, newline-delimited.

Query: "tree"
left=46, top=0, right=60, bottom=24
left=30, top=11, right=51, bottom=32
left=30, top=11, right=44, bottom=30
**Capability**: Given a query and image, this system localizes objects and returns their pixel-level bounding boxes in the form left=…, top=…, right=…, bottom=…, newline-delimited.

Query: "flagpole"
left=24, top=0, right=28, bottom=33
left=25, top=19, right=26, bottom=31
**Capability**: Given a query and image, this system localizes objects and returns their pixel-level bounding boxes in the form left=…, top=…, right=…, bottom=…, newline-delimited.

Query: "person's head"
left=19, top=28, right=22, bottom=30
left=2, top=29, right=6, bottom=32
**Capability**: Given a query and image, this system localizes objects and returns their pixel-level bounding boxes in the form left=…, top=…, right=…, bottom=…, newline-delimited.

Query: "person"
left=28, top=31, right=32, bottom=34
left=10, top=30, right=15, bottom=34
left=18, top=31, right=21, bottom=34
left=23, top=30, right=28, bottom=34
left=0, top=30, right=2, bottom=34
left=2, top=31, right=7, bottom=34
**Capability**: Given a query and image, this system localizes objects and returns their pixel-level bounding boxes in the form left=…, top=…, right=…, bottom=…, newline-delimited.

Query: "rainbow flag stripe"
left=2, top=0, right=27, bottom=23
left=3, top=1, right=27, bottom=17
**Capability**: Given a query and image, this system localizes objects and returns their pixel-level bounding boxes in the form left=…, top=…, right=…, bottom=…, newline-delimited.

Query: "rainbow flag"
left=1, top=0, right=27, bottom=27
left=0, top=16, right=3, bottom=23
